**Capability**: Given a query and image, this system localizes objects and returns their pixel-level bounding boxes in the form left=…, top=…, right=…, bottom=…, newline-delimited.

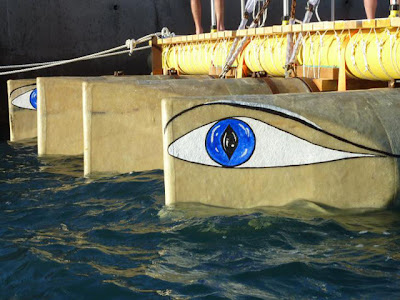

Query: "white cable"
left=315, top=3, right=322, bottom=22
left=301, top=33, right=306, bottom=77
left=220, top=0, right=270, bottom=77
left=0, top=30, right=165, bottom=75
left=287, top=0, right=321, bottom=66
left=0, top=61, right=62, bottom=70
left=261, top=8, right=268, bottom=27
left=0, top=45, right=151, bottom=76
left=390, top=27, right=400, bottom=77
left=0, top=44, right=126, bottom=71
left=374, top=28, right=392, bottom=80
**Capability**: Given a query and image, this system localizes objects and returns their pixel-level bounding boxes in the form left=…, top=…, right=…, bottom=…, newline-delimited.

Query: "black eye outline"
left=167, top=115, right=384, bottom=169
left=164, top=100, right=400, bottom=159
left=10, top=83, right=37, bottom=110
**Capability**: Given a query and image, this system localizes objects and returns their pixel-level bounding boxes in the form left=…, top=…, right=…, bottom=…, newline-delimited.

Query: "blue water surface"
left=1, top=140, right=400, bottom=299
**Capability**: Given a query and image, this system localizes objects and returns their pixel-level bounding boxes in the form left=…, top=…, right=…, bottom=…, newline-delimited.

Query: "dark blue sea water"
left=1, top=140, right=400, bottom=299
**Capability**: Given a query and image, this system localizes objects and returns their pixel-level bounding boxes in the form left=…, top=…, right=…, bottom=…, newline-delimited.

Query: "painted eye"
left=206, top=118, right=255, bottom=167
left=12, top=88, right=37, bottom=110
left=29, top=89, right=37, bottom=109
left=168, top=117, right=374, bottom=168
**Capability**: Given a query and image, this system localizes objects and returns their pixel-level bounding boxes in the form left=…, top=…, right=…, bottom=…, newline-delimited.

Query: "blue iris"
left=30, top=89, right=37, bottom=110
left=206, top=118, right=255, bottom=167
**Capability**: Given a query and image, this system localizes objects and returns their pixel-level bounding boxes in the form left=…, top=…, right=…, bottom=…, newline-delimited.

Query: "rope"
left=261, top=3, right=269, bottom=27
left=256, top=35, right=265, bottom=71
left=162, top=44, right=171, bottom=70
left=315, top=2, right=322, bottom=22
left=316, top=30, right=327, bottom=78
left=363, top=28, right=380, bottom=80
left=259, top=35, right=269, bottom=72
left=302, top=33, right=306, bottom=77
left=218, top=0, right=259, bottom=77
left=374, top=28, right=392, bottom=80
left=182, top=42, right=190, bottom=74
left=350, top=29, right=365, bottom=78
left=334, top=29, right=344, bottom=68
left=269, top=37, right=277, bottom=73
left=285, top=0, right=321, bottom=74
left=309, top=32, right=316, bottom=78
left=177, top=43, right=183, bottom=73
left=253, top=36, right=264, bottom=71
left=317, top=31, right=323, bottom=78
left=390, top=27, right=400, bottom=77
left=220, top=0, right=272, bottom=78
left=290, top=0, right=297, bottom=19
left=0, top=45, right=150, bottom=76
left=0, top=45, right=126, bottom=75
left=0, top=29, right=172, bottom=76
left=284, top=0, right=296, bottom=77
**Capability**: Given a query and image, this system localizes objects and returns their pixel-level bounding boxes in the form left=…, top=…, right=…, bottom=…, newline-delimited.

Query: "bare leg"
left=215, top=0, right=225, bottom=31
left=364, top=0, right=377, bottom=19
left=191, top=0, right=203, bottom=34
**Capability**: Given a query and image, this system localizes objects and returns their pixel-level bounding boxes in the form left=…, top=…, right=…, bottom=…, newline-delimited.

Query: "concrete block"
left=162, top=89, right=400, bottom=209
left=83, top=78, right=281, bottom=176
left=7, top=79, right=37, bottom=142
left=37, top=75, right=187, bottom=156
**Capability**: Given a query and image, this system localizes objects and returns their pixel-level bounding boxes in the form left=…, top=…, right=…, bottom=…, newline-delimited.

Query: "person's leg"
left=364, top=0, right=377, bottom=19
left=390, top=0, right=400, bottom=17
left=215, top=0, right=225, bottom=31
left=191, top=0, right=203, bottom=34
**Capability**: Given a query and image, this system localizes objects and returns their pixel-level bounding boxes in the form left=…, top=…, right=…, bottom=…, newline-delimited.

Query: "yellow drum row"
left=162, top=28, right=400, bottom=81
left=163, top=40, right=238, bottom=75
left=346, top=28, right=400, bottom=80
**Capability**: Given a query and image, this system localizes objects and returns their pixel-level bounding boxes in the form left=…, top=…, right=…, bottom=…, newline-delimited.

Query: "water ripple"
left=0, top=140, right=399, bottom=299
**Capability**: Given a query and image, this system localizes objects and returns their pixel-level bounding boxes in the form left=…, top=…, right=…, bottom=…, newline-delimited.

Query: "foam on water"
left=1, top=140, right=400, bottom=299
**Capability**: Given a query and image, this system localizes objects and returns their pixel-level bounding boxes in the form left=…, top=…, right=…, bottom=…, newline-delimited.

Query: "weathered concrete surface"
left=38, top=77, right=84, bottom=156
left=36, top=75, right=188, bottom=156
left=83, top=78, right=308, bottom=176
left=37, top=75, right=212, bottom=156
left=162, top=89, right=400, bottom=209
left=7, top=79, right=37, bottom=142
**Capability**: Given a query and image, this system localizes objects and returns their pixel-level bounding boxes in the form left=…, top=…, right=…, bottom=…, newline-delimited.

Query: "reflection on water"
left=0, top=140, right=399, bottom=299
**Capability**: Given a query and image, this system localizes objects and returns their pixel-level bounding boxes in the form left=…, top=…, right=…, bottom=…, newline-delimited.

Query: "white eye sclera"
left=12, top=88, right=37, bottom=110
left=168, top=117, right=375, bottom=168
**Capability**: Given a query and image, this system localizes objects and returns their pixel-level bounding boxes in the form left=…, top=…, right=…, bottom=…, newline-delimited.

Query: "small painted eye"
left=206, top=118, right=255, bottom=167
left=168, top=117, right=374, bottom=168
left=11, top=88, right=37, bottom=110
left=29, top=89, right=37, bottom=109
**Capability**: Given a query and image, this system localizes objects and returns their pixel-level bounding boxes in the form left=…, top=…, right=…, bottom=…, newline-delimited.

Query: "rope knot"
left=125, top=39, right=137, bottom=56
left=161, top=27, right=174, bottom=38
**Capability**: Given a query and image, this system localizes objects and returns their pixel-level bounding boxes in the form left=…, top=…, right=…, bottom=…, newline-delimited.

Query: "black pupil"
left=221, top=125, right=238, bottom=159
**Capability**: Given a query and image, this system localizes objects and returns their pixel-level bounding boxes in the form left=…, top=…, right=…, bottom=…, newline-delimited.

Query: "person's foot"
left=196, top=27, right=204, bottom=34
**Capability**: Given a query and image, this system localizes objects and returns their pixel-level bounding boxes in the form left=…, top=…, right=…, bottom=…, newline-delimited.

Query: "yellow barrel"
left=345, top=28, right=400, bottom=80
left=162, top=28, right=400, bottom=81
left=299, top=32, right=347, bottom=68
left=244, top=34, right=287, bottom=76
left=212, top=40, right=238, bottom=68
left=163, top=40, right=238, bottom=75
left=179, top=43, right=212, bottom=74
left=243, top=36, right=264, bottom=73
left=163, top=44, right=180, bottom=72
left=163, top=42, right=212, bottom=74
